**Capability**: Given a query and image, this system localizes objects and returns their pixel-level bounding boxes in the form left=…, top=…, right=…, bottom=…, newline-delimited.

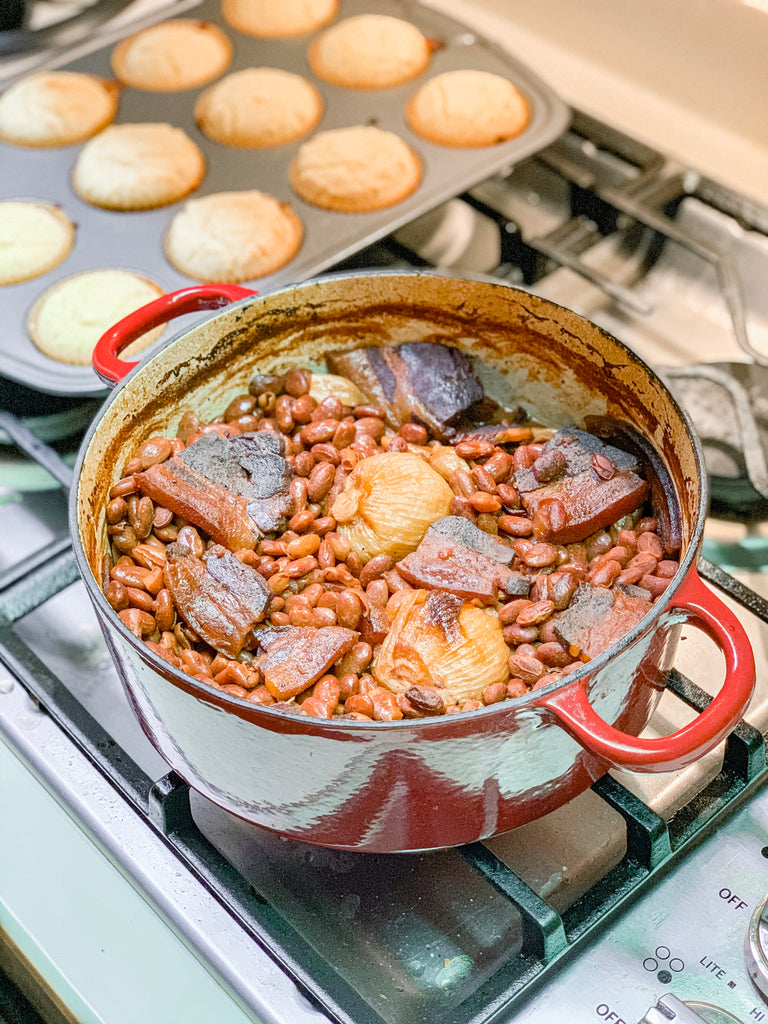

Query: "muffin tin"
left=0, top=0, right=570, bottom=396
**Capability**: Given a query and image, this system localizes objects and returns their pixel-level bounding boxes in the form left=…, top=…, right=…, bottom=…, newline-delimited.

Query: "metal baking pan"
left=0, top=0, right=570, bottom=396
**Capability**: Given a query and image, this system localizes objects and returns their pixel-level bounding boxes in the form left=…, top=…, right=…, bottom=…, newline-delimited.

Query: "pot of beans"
left=72, top=271, right=755, bottom=852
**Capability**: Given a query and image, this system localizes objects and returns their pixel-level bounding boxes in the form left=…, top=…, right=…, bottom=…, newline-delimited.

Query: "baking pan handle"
left=92, top=284, right=257, bottom=388
left=536, top=569, right=755, bottom=772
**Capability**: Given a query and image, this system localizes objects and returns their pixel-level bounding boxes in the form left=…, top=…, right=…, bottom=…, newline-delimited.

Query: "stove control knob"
left=638, top=994, right=742, bottom=1024
left=746, top=892, right=768, bottom=1002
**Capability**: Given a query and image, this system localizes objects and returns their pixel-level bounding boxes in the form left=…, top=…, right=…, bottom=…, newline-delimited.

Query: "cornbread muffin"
left=28, top=269, right=164, bottom=366
left=195, top=68, right=322, bottom=148
left=0, top=201, right=75, bottom=285
left=405, top=70, right=529, bottom=147
left=0, top=71, right=118, bottom=147
left=165, top=190, right=303, bottom=282
left=221, top=0, right=337, bottom=38
left=72, top=123, right=205, bottom=211
left=289, top=126, right=421, bottom=213
left=308, top=14, right=430, bottom=89
left=111, top=19, right=232, bottom=92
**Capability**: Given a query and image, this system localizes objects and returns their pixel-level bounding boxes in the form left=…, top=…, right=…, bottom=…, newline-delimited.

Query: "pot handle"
left=92, top=284, right=257, bottom=388
left=535, top=568, right=755, bottom=773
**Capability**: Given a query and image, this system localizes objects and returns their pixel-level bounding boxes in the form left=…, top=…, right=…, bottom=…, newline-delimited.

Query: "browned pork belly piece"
left=254, top=625, right=360, bottom=700
left=137, top=458, right=261, bottom=551
left=553, top=582, right=653, bottom=660
left=398, top=522, right=529, bottom=603
left=515, top=428, right=649, bottom=545
left=136, top=431, right=293, bottom=548
left=163, top=547, right=272, bottom=657
left=326, top=341, right=484, bottom=438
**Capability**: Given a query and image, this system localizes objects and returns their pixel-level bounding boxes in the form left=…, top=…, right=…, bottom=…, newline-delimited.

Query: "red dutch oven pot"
left=72, top=272, right=755, bottom=852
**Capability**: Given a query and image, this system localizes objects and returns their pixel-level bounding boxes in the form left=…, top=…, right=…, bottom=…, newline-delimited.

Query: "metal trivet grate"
left=0, top=520, right=765, bottom=1024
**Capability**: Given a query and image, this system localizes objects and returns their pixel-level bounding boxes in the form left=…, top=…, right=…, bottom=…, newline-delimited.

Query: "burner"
left=0, top=0, right=131, bottom=56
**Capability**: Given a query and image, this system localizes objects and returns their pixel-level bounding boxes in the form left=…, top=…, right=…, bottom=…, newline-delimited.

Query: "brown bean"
left=337, top=673, right=359, bottom=700
left=405, top=685, right=444, bottom=714
left=332, top=419, right=356, bottom=449
left=449, top=496, right=477, bottom=522
left=285, top=368, right=312, bottom=397
left=110, top=525, right=138, bottom=554
left=656, top=559, right=679, bottom=579
left=370, top=688, right=403, bottom=721
left=246, top=686, right=275, bottom=705
left=616, top=552, right=658, bottom=585
left=110, top=563, right=149, bottom=589
left=454, top=439, right=495, bottom=460
left=448, top=468, right=475, bottom=498
left=536, top=641, right=571, bottom=668
left=313, top=515, right=336, bottom=535
left=215, top=662, right=254, bottom=690
left=106, top=580, right=129, bottom=611
left=602, top=545, right=631, bottom=567
left=358, top=553, right=394, bottom=588
left=298, top=696, right=331, bottom=717
left=286, top=534, right=321, bottom=559
left=311, top=443, right=341, bottom=466
left=154, top=589, right=175, bottom=631
left=586, top=531, right=614, bottom=560
left=636, top=517, right=658, bottom=534
left=484, top=451, right=513, bottom=483
left=336, top=591, right=363, bottom=630
left=471, top=466, right=497, bottom=494
left=284, top=556, right=318, bottom=579
left=285, top=510, right=314, bottom=536
left=346, top=551, right=363, bottom=578
left=532, top=449, right=567, bottom=483
left=345, top=693, right=374, bottom=717
left=399, top=423, right=428, bottom=445
left=177, top=525, right=205, bottom=558
left=508, top=654, right=545, bottom=685
left=274, top=394, right=295, bottom=434
left=126, top=586, right=154, bottom=612
left=482, top=682, right=508, bottom=705
left=124, top=456, right=142, bottom=476
left=640, top=573, right=669, bottom=597
left=106, top=497, right=127, bottom=524
left=366, top=579, right=389, bottom=608
left=498, top=598, right=532, bottom=625
left=590, top=452, right=615, bottom=480
left=307, top=461, right=336, bottom=503
left=589, top=559, right=622, bottom=587
left=293, top=451, right=315, bottom=478
left=522, top=542, right=558, bottom=568
left=311, top=396, right=343, bottom=422
left=476, top=513, right=498, bottom=534
left=270, top=611, right=291, bottom=626
left=118, top=608, right=156, bottom=637
left=388, top=436, right=409, bottom=453
left=312, top=606, right=337, bottom=627
left=616, top=529, right=637, bottom=551
left=337, top=641, right=373, bottom=677
left=138, top=437, right=173, bottom=469
left=496, top=483, right=521, bottom=509
left=531, top=498, right=568, bottom=540
left=144, top=567, right=164, bottom=596
left=503, top=623, right=540, bottom=645
left=469, top=491, right=501, bottom=513
left=354, top=416, right=386, bottom=440
left=516, top=599, right=555, bottom=627
left=301, top=420, right=338, bottom=446
left=249, top=373, right=285, bottom=398
left=181, top=649, right=212, bottom=676
left=512, top=445, right=538, bottom=472
left=352, top=434, right=378, bottom=458
left=317, top=537, right=336, bottom=569
left=498, top=515, right=533, bottom=537
left=538, top=619, right=561, bottom=644
left=637, top=532, right=664, bottom=559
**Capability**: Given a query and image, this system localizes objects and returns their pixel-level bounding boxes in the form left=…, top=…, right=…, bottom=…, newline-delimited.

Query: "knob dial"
left=639, top=994, right=742, bottom=1024
left=746, top=892, right=768, bottom=1002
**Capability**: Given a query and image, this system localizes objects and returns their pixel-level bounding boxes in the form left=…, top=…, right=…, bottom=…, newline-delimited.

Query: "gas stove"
left=2, top=3, right=768, bottom=1024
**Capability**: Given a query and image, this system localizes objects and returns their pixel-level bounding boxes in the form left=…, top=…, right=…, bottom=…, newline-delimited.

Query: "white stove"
left=3, top=3, right=768, bottom=1024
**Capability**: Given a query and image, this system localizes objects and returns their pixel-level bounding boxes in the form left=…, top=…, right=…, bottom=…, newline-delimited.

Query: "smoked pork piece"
left=255, top=625, right=360, bottom=700
left=137, top=458, right=261, bottom=551
left=163, top=547, right=272, bottom=657
left=136, top=431, right=293, bottom=549
left=326, top=341, right=484, bottom=438
left=429, top=516, right=515, bottom=565
left=515, top=428, right=649, bottom=545
left=398, top=522, right=529, bottom=602
left=553, top=582, right=652, bottom=660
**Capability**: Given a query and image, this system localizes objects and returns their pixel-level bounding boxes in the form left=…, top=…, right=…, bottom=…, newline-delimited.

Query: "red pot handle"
left=92, top=284, right=257, bottom=388
left=536, top=568, right=755, bottom=772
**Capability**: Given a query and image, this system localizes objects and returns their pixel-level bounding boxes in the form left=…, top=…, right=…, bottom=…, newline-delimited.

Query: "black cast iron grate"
left=0, top=537, right=766, bottom=1024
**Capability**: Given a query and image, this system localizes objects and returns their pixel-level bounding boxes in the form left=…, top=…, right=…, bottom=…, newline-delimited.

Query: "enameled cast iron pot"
left=72, top=272, right=755, bottom=853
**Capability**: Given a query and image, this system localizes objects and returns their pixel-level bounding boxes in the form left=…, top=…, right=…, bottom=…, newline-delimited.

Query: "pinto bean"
left=508, top=654, right=545, bottom=685
left=399, top=423, right=428, bottom=445
left=498, top=515, right=533, bottom=537
left=307, top=461, right=336, bottom=503
left=516, top=600, right=555, bottom=627
left=285, top=368, right=312, bottom=397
